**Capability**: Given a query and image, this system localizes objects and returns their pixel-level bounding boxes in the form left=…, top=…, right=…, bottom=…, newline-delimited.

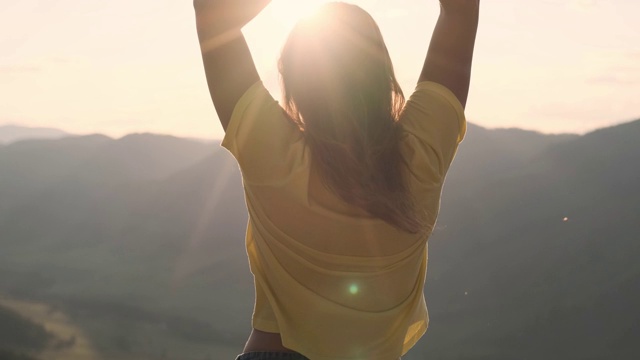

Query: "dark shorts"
left=235, top=352, right=310, bottom=360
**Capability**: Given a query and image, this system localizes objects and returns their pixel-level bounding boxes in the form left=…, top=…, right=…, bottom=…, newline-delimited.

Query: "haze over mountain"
left=0, top=125, right=71, bottom=145
left=0, top=120, right=638, bottom=360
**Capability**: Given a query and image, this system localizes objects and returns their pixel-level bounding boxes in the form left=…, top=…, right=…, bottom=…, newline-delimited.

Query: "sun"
left=242, top=0, right=334, bottom=82
left=266, top=0, right=328, bottom=28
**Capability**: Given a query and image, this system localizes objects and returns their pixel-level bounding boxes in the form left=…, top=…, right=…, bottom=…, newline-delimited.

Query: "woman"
left=194, top=1, right=479, bottom=359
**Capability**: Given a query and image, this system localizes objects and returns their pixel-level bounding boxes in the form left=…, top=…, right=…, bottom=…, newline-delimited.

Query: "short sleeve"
left=401, top=81, right=467, bottom=179
left=221, top=81, right=307, bottom=185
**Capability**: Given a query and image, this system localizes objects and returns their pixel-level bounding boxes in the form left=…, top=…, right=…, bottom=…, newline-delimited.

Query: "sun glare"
left=267, top=0, right=328, bottom=28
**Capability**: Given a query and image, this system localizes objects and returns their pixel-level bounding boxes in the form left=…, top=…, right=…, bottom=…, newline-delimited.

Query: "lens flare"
left=349, top=284, right=359, bottom=295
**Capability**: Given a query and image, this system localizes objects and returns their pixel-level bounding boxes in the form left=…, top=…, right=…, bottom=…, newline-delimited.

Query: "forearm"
left=195, top=12, right=243, bottom=56
left=193, top=0, right=268, bottom=130
left=194, top=0, right=270, bottom=37
left=420, top=1, right=479, bottom=107
left=439, top=0, right=480, bottom=16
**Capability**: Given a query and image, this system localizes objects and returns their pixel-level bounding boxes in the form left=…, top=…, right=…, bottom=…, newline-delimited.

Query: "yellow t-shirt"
left=222, top=81, right=466, bottom=360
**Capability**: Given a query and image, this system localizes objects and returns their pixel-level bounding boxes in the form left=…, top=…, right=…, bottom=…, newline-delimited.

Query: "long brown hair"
left=279, top=3, right=425, bottom=233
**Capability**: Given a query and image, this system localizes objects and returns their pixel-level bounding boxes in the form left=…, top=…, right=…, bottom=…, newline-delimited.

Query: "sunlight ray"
left=171, top=154, right=238, bottom=288
left=266, top=0, right=328, bottom=29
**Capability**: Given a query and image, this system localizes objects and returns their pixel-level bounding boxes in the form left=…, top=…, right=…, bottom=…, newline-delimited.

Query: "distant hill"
left=0, top=305, right=51, bottom=358
left=0, top=125, right=71, bottom=144
left=419, top=119, right=640, bottom=359
left=0, top=350, right=41, bottom=360
left=0, top=120, right=638, bottom=360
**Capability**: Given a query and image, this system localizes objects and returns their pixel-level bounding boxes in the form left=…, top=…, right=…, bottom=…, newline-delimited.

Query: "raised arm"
left=194, top=0, right=271, bottom=130
left=419, top=0, right=480, bottom=108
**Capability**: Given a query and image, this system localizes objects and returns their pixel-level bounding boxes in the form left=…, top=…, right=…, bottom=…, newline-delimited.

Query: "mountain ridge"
left=0, top=119, right=638, bottom=359
left=0, top=125, right=71, bottom=144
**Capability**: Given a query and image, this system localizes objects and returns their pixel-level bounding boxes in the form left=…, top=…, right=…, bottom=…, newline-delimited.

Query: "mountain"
left=0, top=125, right=71, bottom=145
left=0, top=120, right=638, bottom=359
left=0, top=305, right=51, bottom=359
left=0, top=134, right=112, bottom=213
left=419, top=119, right=640, bottom=359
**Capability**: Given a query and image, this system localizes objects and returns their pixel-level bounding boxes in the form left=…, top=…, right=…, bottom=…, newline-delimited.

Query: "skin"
left=194, top=0, right=270, bottom=131
left=194, top=0, right=479, bottom=356
left=421, top=0, right=480, bottom=108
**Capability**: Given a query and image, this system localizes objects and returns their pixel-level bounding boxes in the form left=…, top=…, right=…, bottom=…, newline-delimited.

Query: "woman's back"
left=194, top=1, right=479, bottom=359
left=220, top=78, right=466, bottom=359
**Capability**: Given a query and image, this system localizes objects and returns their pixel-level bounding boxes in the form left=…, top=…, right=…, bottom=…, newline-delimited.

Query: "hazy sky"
left=1, top=0, right=639, bottom=139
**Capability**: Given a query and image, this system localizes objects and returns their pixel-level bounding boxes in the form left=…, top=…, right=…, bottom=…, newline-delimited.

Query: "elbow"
left=193, top=1, right=217, bottom=17
left=193, top=0, right=205, bottom=12
left=193, top=2, right=226, bottom=36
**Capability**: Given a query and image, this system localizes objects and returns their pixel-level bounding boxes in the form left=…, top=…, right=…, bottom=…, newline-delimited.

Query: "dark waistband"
left=236, top=351, right=310, bottom=360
